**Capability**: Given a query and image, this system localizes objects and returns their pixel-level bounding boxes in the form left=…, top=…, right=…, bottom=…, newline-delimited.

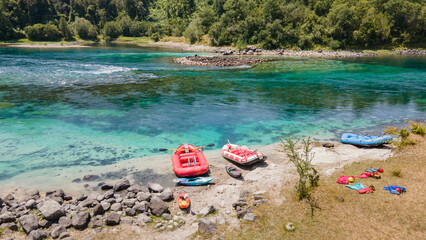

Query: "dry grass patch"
left=224, top=135, right=426, bottom=240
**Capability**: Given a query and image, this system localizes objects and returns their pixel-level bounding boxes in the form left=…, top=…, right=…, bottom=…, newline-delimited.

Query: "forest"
left=0, top=0, right=424, bottom=49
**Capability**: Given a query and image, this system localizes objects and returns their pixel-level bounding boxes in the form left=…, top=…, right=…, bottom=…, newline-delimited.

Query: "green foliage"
left=0, top=0, right=424, bottom=48
left=383, top=123, right=421, bottom=151
left=59, top=17, right=73, bottom=40
left=103, top=21, right=120, bottom=40
left=408, top=121, right=426, bottom=136
left=281, top=136, right=320, bottom=216
left=24, top=23, right=62, bottom=41
left=74, top=17, right=98, bottom=40
left=392, top=170, right=401, bottom=178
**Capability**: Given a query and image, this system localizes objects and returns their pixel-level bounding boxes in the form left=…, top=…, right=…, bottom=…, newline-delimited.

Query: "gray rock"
left=100, top=202, right=111, bottom=211
left=58, top=216, right=72, bottom=228
left=78, top=199, right=99, bottom=208
left=93, top=204, right=104, bottom=216
left=59, top=232, right=70, bottom=239
left=46, top=189, right=65, bottom=199
left=115, top=197, right=123, bottom=203
left=125, top=192, right=136, bottom=199
left=100, top=189, right=114, bottom=199
left=50, top=196, right=64, bottom=205
left=96, top=195, right=104, bottom=202
left=121, top=199, right=137, bottom=208
left=322, top=142, right=334, bottom=148
left=243, top=213, right=256, bottom=222
left=124, top=208, right=136, bottom=216
left=101, top=184, right=113, bottom=190
left=127, top=185, right=143, bottom=193
left=76, top=194, right=87, bottom=202
left=136, top=192, right=151, bottom=202
left=105, top=212, right=120, bottom=226
left=72, top=212, right=90, bottom=230
left=0, top=197, right=3, bottom=206
left=25, top=199, right=37, bottom=209
left=159, top=188, right=173, bottom=202
left=114, top=179, right=130, bottom=191
left=110, top=203, right=122, bottom=211
left=198, top=218, right=217, bottom=235
left=0, top=222, right=18, bottom=231
left=149, top=196, right=169, bottom=216
left=18, top=214, right=39, bottom=234
left=232, top=201, right=247, bottom=210
left=199, top=205, right=215, bottom=217
left=336, top=195, right=345, bottom=202
left=239, top=190, right=251, bottom=199
left=37, top=200, right=65, bottom=221
left=147, top=182, right=163, bottom=193
left=133, top=201, right=149, bottom=213
left=51, top=225, right=66, bottom=239
left=178, top=219, right=185, bottom=225
left=154, top=223, right=163, bottom=228
left=0, top=212, right=15, bottom=223
left=216, top=216, right=226, bottom=225
left=4, top=194, right=14, bottom=201
left=121, top=219, right=134, bottom=225
left=63, top=195, right=73, bottom=201
left=28, top=229, right=47, bottom=240
left=167, top=224, right=173, bottom=230
left=29, top=190, right=40, bottom=198
left=161, top=213, right=171, bottom=220
left=137, top=213, right=152, bottom=223
left=237, top=209, right=248, bottom=219
left=88, top=215, right=104, bottom=228
left=38, top=219, right=52, bottom=228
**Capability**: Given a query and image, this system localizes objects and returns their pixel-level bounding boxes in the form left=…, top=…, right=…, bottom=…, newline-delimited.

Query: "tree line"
left=0, top=0, right=424, bottom=49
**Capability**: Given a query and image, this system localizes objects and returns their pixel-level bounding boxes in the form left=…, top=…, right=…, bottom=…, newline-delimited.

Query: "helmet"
left=369, top=185, right=376, bottom=191
left=378, top=168, right=384, bottom=173
left=348, top=177, right=354, bottom=183
left=396, top=188, right=401, bottom=192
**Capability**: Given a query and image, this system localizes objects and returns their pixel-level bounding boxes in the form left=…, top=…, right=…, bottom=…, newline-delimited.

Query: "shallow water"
left=0, top=46, right=425, bottom=183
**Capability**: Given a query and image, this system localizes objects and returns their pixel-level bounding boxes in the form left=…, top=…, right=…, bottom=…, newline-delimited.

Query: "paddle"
left=159, top=143, right=215, bottom=152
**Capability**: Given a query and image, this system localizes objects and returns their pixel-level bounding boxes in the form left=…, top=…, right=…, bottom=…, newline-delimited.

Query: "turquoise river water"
left=0, top=46, right=425, bottom=182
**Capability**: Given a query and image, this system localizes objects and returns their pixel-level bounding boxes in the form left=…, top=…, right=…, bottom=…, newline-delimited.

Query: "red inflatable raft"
left=221, top=144, right=266, bottom=165
left=172, top=144, right=209, bottom=177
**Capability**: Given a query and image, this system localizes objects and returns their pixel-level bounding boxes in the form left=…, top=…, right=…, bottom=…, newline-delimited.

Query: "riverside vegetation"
left=0, top=0, right=425, bottom=50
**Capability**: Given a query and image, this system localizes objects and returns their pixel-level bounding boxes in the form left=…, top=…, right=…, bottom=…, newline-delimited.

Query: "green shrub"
left=408, top=121, right=425, bottom=136
left=392, top=170, right=401, bottom=177
left=103, top=21, right=121, bottom=40
left=130, top=21, right=149, bottom=37
left=384, top=125, right=416, bottom=151
left=25, top=23, right=62, bottom=41
left=74, top=17, right=98, bottom=40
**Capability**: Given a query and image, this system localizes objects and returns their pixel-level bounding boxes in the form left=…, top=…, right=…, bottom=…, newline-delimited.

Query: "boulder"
left=72, top=212, right=90, bottom=230
left=78, top=199, right=99, bottom=208
left=25, top=199, right=37, bottom=209
left=114, top=179, right=130, bottom=191
left=51, top=225, right=66, bottom=239
left=149, top=196, right=168, bottom=216
left=50, top=197, right=64, bottom=205
left=38, top=219, right=52, bottom=228
left=159, top=188, right=173, bottom=202
left=93, top=204, right=105, bottom=216
left=322, top=142, right=335, bottom=148
left=161, top=213, right=171, bottom=220
left=46, top=189, right=65, bottom=199
left=103, top=190, right=114, bottom=199
left=101, top=184, right=113, bottom=190
left=76, top=194, right=87, bottom=202
left=28, top=229, right=47, bottom=240
left=132, top=201, right=149, bottom=213
left=147, top=182, right=163, bottom=193
left=18, top=214, right=39, bottom=234
left=121, top=199, right=137, bottom=208
left=105, top=212, right=120, bottom=226
left=199, top=205, right=215, bottom=217
left=59, top=232, right=70, bottom=239
left=0, top=212, right=15, bottom=223
left=124, top=208, right=136, bottom=216
left=4, top=194, right=14, bottom=201
left=88, top=215, right=104, bottom=228
left=100, top=202, right=111, bottom=211
left=198, top=218, right=217, bottom=235
left=58, top=216, right=72, bottom=228
left=125, top=192, right=136, bottom=199
left=127, top=185, right=143, bottom=193
left=137, top=213, right=152, bottom=223
left=37, top=200, right=65, bottom=221
left=243, top=213, right=256, bottom=222
left=136, top=192, right=151, bottom=202
left=0, top=222, right=18, bottom=231
left=110, top=203, right=122, bottom=211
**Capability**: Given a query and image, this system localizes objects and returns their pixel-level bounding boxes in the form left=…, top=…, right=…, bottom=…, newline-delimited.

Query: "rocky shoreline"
left=216, top=46, right=426, bottom=58
left=173, top=55, right=268, bottom=67
left=0, top=179, right=267, bottom=240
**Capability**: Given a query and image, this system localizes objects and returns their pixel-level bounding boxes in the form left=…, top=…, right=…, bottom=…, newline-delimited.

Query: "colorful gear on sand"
left=337, top=176, right=356, bottom=184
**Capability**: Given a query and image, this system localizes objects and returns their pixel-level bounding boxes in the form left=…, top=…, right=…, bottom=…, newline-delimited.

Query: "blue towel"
left=346, top=183, right=365, bottom=190
left=383, top=185, right=406, bottom=192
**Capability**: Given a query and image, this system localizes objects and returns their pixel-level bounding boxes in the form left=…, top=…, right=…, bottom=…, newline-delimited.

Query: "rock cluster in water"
left=217, top=46, right=426, bottom=58
left=0, top=180, right=183, bottom=240
left=174, top=55, right=268, bottom=67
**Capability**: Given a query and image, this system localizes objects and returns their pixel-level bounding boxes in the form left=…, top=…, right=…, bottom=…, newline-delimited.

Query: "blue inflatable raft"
left=341, top=133, right=392, bottom=147
left=173, top=177, right=214, bottom=186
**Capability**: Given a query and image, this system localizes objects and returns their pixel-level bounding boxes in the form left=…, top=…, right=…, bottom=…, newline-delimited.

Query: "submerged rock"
left=174, top=56, right=268, bottom=67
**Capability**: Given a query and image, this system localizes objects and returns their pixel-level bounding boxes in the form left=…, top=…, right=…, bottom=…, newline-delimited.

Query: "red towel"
left=337, top=175, right=355, bottom=184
